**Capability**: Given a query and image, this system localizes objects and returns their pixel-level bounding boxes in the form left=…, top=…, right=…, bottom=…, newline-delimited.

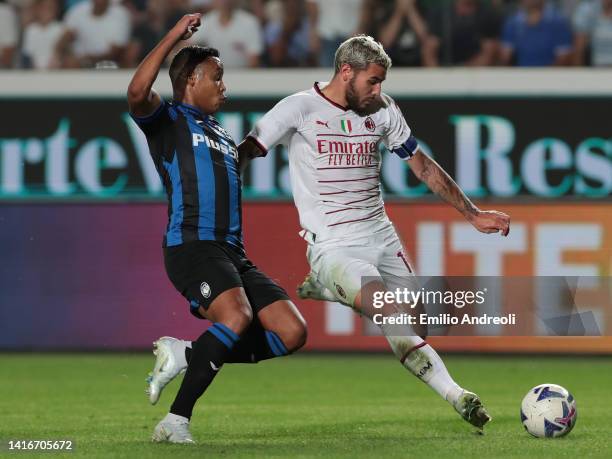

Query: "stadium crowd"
left=0, top=0, right=610, bottom=69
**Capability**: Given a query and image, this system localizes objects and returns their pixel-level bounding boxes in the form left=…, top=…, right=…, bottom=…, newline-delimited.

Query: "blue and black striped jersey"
left=131, top=101, right=242, bottom=251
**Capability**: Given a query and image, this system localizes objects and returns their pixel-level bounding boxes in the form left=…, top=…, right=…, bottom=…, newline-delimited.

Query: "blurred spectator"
left=573, top=0, right=612, bottom=66
left=425, top=0, right=502, bottom=66
left=123, top=0, right=166, bottom=67
left=192, top=0, right=263, bottom=68
left=360, top=0, right=429, bottom=67
left=22, top=0, right=64, bottom=68
left=122, top=0, right=148, bottom=27
left=0, top=0, right=18, bottom=67
left=190, top=0, right=215, bottom=14
left=63, top=0, right=86, bottom=11
left=163, top=0, right=189, bottom=30
left=264, top=0, right=313, bottom=66
left=500, top=0, right=573, bottom=66
left=306, top=0, right=363, bottom=67
left=553, top=0, right=581, bottom=18
left=246, top=0, right=265, bottom=24
left=56, top=0, right=131, bottom=68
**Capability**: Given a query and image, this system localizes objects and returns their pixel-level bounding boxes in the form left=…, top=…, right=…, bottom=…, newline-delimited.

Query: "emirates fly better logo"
left=340, top=119, right=352, bottom=134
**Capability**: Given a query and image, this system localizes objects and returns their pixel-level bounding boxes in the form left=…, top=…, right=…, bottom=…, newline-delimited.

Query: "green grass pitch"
left=1, top=353, right=611, bottom=458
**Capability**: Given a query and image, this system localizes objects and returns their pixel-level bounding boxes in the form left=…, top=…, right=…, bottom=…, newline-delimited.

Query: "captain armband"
left=392, top=135, right=419, bottom=160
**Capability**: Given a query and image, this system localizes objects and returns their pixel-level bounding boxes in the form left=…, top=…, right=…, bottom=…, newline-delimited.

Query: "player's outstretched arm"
left=127, top=13, right=201, bottom=117
left=237, top=137, right=266, bottom=175
left=409, top=149, right=510, bottom=236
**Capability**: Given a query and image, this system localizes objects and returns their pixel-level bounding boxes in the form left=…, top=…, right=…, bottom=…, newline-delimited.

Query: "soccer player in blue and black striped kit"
left=128, top=13, right=307, bottom=444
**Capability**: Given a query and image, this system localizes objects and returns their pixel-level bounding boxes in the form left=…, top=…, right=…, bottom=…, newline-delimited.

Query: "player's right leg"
left=152, top=287, right=252, bottom=444
left=151, top=241, right=253, bottom=444
left=354, top=282, right=490, bottom=430
left=374, top=237, right=491, bottom=430
left=311, top=244, right=490, bottom=431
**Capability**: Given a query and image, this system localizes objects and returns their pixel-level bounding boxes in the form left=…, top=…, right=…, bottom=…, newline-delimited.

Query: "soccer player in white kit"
left=238, top=35, right=510, bottom=431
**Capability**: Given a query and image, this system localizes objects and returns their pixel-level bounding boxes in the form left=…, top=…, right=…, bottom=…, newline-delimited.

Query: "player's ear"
left=186, top=63, right=204, bottom=88
left=187, top=72, right=198, bottom=89
left=340, top=64, right=354, bottom=82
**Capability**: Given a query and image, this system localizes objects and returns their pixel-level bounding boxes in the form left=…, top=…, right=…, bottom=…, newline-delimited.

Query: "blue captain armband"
left=392, top=135, right=419, bottom=160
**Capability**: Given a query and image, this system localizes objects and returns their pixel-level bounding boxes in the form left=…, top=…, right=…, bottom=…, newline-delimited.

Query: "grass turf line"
left=0, top=354, right=611, bottom=458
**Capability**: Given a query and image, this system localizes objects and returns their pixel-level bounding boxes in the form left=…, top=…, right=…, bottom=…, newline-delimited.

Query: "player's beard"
left=346, top=76, right=381, bottom=116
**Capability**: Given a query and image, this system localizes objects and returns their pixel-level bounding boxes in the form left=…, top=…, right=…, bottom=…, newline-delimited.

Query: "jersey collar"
left=314, top=82, right=348, bottom=111
left=174, top=101, right=210, bottom=121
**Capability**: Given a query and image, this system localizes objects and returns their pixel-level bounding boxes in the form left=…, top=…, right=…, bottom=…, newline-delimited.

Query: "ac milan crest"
left=364, top=117, right=376, bottom=132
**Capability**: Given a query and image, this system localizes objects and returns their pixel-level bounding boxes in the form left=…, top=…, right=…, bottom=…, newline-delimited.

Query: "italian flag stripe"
left=341, top=119, right=352, bottom=134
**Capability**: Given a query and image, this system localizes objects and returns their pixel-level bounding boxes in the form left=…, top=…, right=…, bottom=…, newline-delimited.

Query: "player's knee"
left=220, top=304, right=253, bottom=336
left=233, top=307, right=254, bottom=335
left=280, top=317, right=308, bottom=352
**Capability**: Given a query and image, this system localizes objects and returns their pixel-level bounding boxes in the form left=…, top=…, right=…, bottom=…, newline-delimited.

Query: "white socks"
left=407, top=342, right=464, bottom=405
left=379, top=317, right=463, bottom=405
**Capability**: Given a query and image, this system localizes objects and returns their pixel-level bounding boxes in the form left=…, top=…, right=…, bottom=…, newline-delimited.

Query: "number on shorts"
left=396, top=251, right=412, bottom=273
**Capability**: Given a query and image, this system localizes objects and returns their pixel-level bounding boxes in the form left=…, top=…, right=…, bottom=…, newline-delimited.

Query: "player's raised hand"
left=470, top=210, right=510, bottom=236
left=174, top=14, right=202, bottom=41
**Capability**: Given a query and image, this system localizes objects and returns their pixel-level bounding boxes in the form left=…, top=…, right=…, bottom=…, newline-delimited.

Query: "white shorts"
left=305, top=225, right=417, bottom=307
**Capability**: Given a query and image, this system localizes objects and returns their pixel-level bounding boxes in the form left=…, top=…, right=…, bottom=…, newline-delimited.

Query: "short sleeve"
left=130, top=100, right=176, bottom=137
left=22, top=26, right=35, bottom=57
left=0, top=6, right=18, bottom=46
left=481, top=8, right=502, bottom=40
left=553, top=16, right=573, bottom=55
left=111, top=6, right=131, bottom=47
left=243, top=15, right=264, bottom=56
left=501, top=16, right=517, bottom=50
left=194, top=13, right=213, bottom=45
left=573, top=2, right=595, bottom=34
left=63, top=4, right=81, bottom=31
left=383, top=95, right=418, bottom=161
left=247, top=95, right=303, bottom=157
left=427, top=8, right=444, bottom=38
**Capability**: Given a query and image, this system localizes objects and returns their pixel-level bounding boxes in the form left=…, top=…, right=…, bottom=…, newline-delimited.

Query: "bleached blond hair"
left=334, top=35, right=392, bottom=74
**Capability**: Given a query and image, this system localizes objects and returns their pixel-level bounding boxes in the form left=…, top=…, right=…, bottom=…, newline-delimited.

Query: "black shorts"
left=164, top=240, right=290, bottom=319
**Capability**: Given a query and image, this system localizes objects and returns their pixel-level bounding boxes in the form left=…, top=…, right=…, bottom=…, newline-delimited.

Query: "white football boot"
left=453, top=390, right=492, bottom=431
left=297, top=272, right=346, bottom=304
left=146, top=337, right=188, bottom=405
left=152, top=415, right=195, bottom=444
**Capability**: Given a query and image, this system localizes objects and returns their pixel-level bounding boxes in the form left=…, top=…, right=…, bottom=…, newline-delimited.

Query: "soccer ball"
left=520, top=383, right=577, bottom=438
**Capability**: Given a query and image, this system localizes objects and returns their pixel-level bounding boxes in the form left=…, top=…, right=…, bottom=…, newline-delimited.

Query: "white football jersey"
left=248, top=82, right=419, bottom=244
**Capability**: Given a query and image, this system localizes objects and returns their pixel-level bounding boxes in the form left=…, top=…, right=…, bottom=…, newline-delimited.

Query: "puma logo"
left=316, top=120, right=330, bottom=129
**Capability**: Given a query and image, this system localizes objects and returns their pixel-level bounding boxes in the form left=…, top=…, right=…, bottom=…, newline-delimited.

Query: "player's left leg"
left=187, top=264, right=307, bottom=362
left=238, top=264, right=307, bottom=357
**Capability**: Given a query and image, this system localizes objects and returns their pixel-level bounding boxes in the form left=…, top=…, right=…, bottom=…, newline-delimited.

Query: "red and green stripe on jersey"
left=340, top=119, right=352, bottom=134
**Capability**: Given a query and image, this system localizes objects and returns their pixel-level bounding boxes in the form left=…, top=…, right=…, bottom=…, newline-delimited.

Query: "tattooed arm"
left=408, top=149, right=510, bottom=236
